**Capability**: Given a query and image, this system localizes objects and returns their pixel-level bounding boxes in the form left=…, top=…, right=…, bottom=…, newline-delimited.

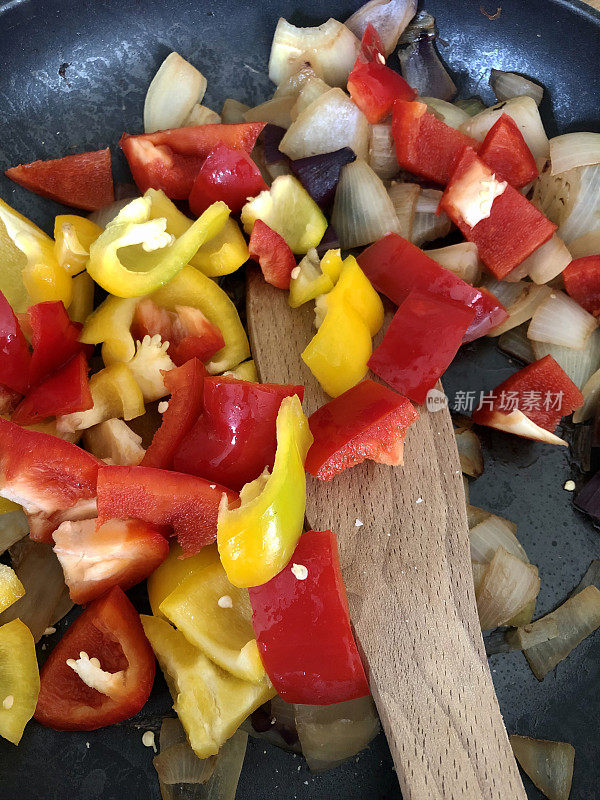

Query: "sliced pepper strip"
left=80, top=295, right=140, bottom=365
left=217, top=394, right=312, bottom=588
left=86, top=197, right=230, bottom=297
left=315, top=255, right=383, bottom=336
left=0, top=619, right=40, bottom=744
left=54, top=215, right=103, bottom=276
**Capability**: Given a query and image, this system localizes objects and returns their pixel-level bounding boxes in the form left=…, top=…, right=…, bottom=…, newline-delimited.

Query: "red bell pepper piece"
left=439, top=147, right=557, bottom=279
left=478, top=113, right=538, bottom=189
left=305, top=379, right=418, bottom=480
left=358, top=233, right=508, bottom=342
left=96, top=464, right=237, bottom=557
left=473, top=355, right=583, bottom=434
left=392, top=100, right=479, bottom=185
left=0, top=290, right=31, bottom=394
left=368, top=290, right=475, bottom=404
left=0, top=385, right=21, bottom=416
left=5, top=148, right=114, bottom=212
left=249, top=529, right=369, bottom=705
left=119, top=123, right=265, bottom=198
left=0, top=418, right=100, bottom=542
left=35, top=587, right=155, bottom=730
left=563, top=255, right=600, bottom=316
left=28, top=301, right=90, bottom=388
left=141, top=358, right=206, bottom=470
left=347, top=24, right=416, bottom=124
left=11, top=351, right=92, bottom=425
left=248, top=220, right=297, bottom=290
left=173, top=377, right=304, bottom=491
left=53, top=517, right=169, bottom=605
left=188, top=142, right=267, bottom=216
left=131, top=298, right=225, bottom=366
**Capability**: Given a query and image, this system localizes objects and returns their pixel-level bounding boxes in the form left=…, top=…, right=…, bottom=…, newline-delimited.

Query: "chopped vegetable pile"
left=0, top=2, right=598, bottom=798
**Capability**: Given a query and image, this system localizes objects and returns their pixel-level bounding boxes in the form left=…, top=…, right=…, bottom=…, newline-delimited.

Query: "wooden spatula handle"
left=247, top=271, right=526, bottom=800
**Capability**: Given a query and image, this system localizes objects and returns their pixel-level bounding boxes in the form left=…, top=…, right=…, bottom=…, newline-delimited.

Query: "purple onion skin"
left=574, top=471, right=600, bottom=520
left=316, top=224, right=340, bottom=258
left=263, top=124, right=288, bottom=165
left=398, top=39, right=457, bottom=101
left=290, top=147, right=356, bottom=210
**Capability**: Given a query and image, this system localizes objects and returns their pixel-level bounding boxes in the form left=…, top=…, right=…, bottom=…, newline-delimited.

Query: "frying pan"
left=0, top=0, right=599, bottom=798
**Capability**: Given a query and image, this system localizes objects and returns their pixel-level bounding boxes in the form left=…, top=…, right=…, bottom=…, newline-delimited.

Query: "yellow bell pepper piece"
left=0, top=498, right=20, bottom=515
left=0, top=619, right=40, bottom=745
left=160, top=560, right=265, bottom=683
left=146, top=189, right=249, bottom=278
left=152, top=266, right=250, bottom=374
left=288, top=249, right=334, bottom=309
left=87, top=197, right=230, bottom=298
left=22, top=257, right=72, bottom=308
left=315, top=255, right=384, bottom=336
left=80, top=295, right=140, bottom=365
left=0, top=565, right=25, bottom=613
left=218, top=395, right=312, bottom=588
left=302, top=302, right=372, bottom=397
left=223, top=360, right=258, bottom=382
left=68, top=272, right=95, bottom=325
left=141, top=614, right=274, bottom=758
left=57, top=363, right=145, bottom=434
left=147, top=543, right=219, bottom=618
left=320, top=248, right=344, bottom=284
left=54, top=215, right=103, bottom=276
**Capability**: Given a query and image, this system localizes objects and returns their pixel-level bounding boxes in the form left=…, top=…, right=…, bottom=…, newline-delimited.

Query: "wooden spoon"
left=247, top=268, right=526, bottom=800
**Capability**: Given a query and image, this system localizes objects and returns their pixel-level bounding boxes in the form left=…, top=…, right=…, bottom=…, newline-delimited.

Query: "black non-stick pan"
left=0, top=0, right=598, bottom=798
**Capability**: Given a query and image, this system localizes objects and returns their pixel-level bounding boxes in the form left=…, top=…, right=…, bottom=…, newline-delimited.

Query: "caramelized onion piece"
left=509, top=735, right=575, bottom=800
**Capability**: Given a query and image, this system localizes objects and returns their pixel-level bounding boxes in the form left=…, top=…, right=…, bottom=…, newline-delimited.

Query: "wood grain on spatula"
left=247, top=267, right=526, bottom=800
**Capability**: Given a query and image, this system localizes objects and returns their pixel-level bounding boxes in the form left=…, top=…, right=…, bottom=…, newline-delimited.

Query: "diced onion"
left=480, top=277, right=530, bottom=310
left=241, top=698, right=301, bottom=753
left=83, top=419, right=145, bottom=466
left=505, top=619, right=559, bottom=651
left=221, top=99, right=250, bottom=124
left=573, top=368, right=600, bottom=423
left=332, top=159, right=400, bottom=249
left=184, top=105, right=221, bottom=126
left=388, top=182, right=419, bottom=239
left=527, top=290, right=597, bottom=349
left=532, top=163, right=600, bottom=245
left=454, top=97, right=486, bottom=117
left=455, top=428, right=483, bottom=478
left=518, top=235, right=572, bottom=285
left=411, top=188, right=451, bottom=246
left=508, top=597, right=536, bottom=629
left=550, top=132, right=600, bottom=174
left=0, top=509, right=29, bottom=555
left=294, top=696, right=380, bottom=773
left=345, top=0, right=417, bottom=56
left=244, top=96, right=295, bottom=129
left=475, top=409, right=567, bottom=446
left=144, top=52, right=207, bottom=134
left=509, top=736, right=575, bottom=800
left=279, top=88, right=369, bottom=161
left=420, top=97, right=470, bottom=129
left=568, top=230, right=600, bottom=259
left=467, top=505, right=491, bottom=529
left=475, top=546, right=540, bottom=630
left=498, top=324, right=535, bottom=364
left=273, top=64, right=319, bottom=99
left=460, top=96, right=549, bottom=167
left=471, top=562, right=487, bottom=592
left=397, top=12, right=456, bottom=101
left=469, top=514, right=528, bottom=564
left=489, top=70, right=543, bottom=106
left=290, top=76, right=331, bottom=121
left=160, top=717, right=189, bottom=751
left=426, top=242, right=481, bottom=284
left=531, top=327, right=600, bottom=390
left=522, top=585, right=600, bottom=680
left=88, top=198, right=137, bottom=229
left=154, top=743, right=216, bottom=785
left=503, top=260, right=530, bottom=283
left=268, top=18, right=360, bottom=88
left=571, top=559, right=600, bottom=595
left=486, top=283, right=551, bottom=337
left=369, top=122, right=399, bottom=181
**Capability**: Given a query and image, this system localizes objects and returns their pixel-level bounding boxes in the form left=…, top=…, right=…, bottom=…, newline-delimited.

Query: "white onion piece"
left=420, top=97, right=470, bottom=129
left=471, top=562, right=487, bottom=592
left=83, top=419, right=145, bottom=466
left=509, top=736, right=575, bottom=800
left=531, top=327, right=600, bottom=389
left=460, top=96, right=549, bottom=167
left=498, top=324, right=535, bottom=364
left=387, top=182, right=419, bottom=239
left=487, top=284, right=551, bottom=337
left=345, top=0, right=417, bottom=56
left=0, top=509, right=29, bottom=555
left=573, top=368, right=600, bottom=423
left=221, top=99, right=250, bottom=124
left=470, top=514, right=527, bottom=565
left=518, top=235, right=572, bottom=285
left=467, top=505, right=491, bottom=529
left=533, top=164, right=600, bottom=245
left=528, top=290, right=597, bottom=349
left=290, top=76, right=331, bottom=121
left=411, top=188, right=451, bottom=246
left=426, top=242, right=481, bottom=284
left=184, top=105, right=221, bottom=126
left=522, top=585, right=600, bottom=680
left=244, top=96, right=294, bottom=129
left=279, top=88, right=369, bottom=160
left=550, top=132, right=600, bottom=174
left=369, top=122, right=399, bottom=180
left=154, top=743, right=216, bottom=785
left=455, top=97, right=486, bottom=117
left=332, top=159, right=400, bottom=249
left=568, top=230, right=600, bottom=259
left=571, top=559, right=600, bottom=595
left=506, top=619, right=560, bottom=651
left=273, top=64, right=319, bottom=99
left=475, top=409, right=567, bottom=446
left=268, top=18, right=360, bottom=88
left=295, top=696, right=380, bottom=772
left=489, top=70, right=543, bottom=106
left=159, top=717, right=187, bottom=751
left=475, top=547, right=540, bottom=630
left=455, top=429, right=483, bottom=478
left=480, top=277, right=530, bottom=310
left=462, top=474, right=470, bottom=504
left=144, top=52, right=207, bottom=134
left=503, top=260, right=530, bottom=283
left=0, top=540, right=66, bottom=641
left=88, top=198, right=137, bottom=229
